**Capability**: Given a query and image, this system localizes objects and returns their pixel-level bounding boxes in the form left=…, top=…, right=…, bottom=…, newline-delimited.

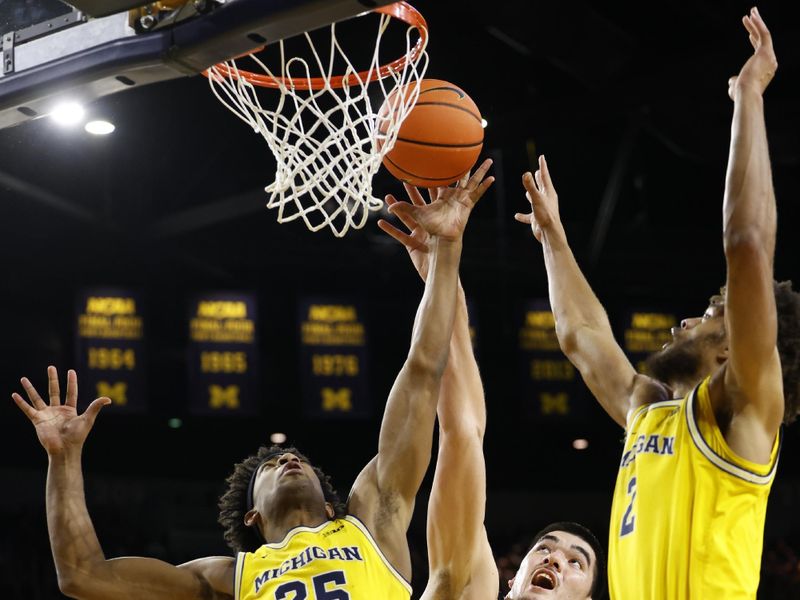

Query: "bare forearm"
left=46, top=451, right=105, bottom=590
left=407, top=237, right=462, bottom=373
left=540, top=225, right=612, bottom=347
left=439, top=287, right=485, bottom=433
left=724, top=88, right=776, bottom=253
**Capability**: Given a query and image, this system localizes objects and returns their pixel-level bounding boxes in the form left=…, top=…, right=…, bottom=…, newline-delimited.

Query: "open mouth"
left=531, top=568, right=557, bottom=590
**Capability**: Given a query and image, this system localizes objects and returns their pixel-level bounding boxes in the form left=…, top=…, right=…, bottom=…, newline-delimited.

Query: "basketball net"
left=205, top=3, right=428, bottom=237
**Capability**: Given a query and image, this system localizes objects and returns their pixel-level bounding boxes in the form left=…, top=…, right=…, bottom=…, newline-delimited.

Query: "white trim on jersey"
left=626, top=399, right=682, bottom=431
left=686, top=386, right=779, bottom=485
left=344, top=515, right=413, bottom=594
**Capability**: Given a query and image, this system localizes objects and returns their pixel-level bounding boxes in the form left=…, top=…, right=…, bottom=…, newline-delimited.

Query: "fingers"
left=471, top=176, right=495, bottom=203
left=402, top=183, right=426, bottom=207
left=465, top=158, right=493, bottom=190
left=385, top=194, right=419, bottom=232
left=378, top=218, right=413, bottom=246
left=514, top=213, right=533, bottom=224
left=47, top=365, right=61, bottom=407
left=12, top=393, right=37, bottom=421
left=749, top=7, right=772, bottom=46
left=522, top=172, right=539, bottom=199
left=387, top=200, right=417, bottom=221
left=66, top=369, right=78, bottom=408
left=82, top=397, right=112, bottom=427
left=20, top=376, right=46, bottom=410
left=538, top=155, right=554, bottom=191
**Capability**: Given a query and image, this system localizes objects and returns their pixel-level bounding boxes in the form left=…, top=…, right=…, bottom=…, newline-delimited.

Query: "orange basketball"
left=378, top=79, right=484, bottom=188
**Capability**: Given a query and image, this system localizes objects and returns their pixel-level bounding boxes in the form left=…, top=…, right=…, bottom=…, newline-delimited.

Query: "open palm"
left=387, top=159, right=494, bottom=242
left=13, top=367, right=110, bottom=456
left=378, top=183, right=437, bottom=281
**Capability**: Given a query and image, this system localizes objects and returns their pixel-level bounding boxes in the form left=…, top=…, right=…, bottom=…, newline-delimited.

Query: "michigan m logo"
left=209, top=385, right=240, bottom=409
left=96, top=381, right=127, bottom=406
left=539, top=392, right=569, bottom=415
left=321, top=387, right=352, bottom=412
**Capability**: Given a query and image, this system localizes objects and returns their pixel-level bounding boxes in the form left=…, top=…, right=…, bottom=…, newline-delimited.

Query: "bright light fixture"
left=85, top=120, right=115, bottom=135
left=481, top=118, right=488, bottom=129
left=50, top=102, right=85, bottom=126
left=168, top=418, right=183, bottom=429
left=572, top=438, right=589, bottom=450
left=270, top=432, right=287, bottom=444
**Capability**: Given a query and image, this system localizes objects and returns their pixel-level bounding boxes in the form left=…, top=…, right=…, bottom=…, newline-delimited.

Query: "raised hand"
left=728, top=7, right=777, bottom=99
left=387, top=159, right=494, bottom=242
left=378, top=184, right=437, bottom=281
left=12, top=366, right=111, bottom=456
left=515, top=155, right=562, bottom=243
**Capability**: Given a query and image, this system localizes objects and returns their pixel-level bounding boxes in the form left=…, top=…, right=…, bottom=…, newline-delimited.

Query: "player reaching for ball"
left=516, top=8, right=800, bottom=598
left=12, top=161, right=495, bottom=600
left=381, top=184, right=606, bottom=600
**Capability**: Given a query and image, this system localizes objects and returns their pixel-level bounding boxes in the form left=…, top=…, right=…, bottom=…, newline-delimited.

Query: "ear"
left=716, top=345, right=729, bottom=365
left=244, top=508, right=260, bottom=528
left=324, top=502, right=335, bottom=519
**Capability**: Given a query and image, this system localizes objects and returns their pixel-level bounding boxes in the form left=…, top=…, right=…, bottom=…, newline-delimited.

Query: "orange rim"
left=204, top=2, right=427, bottom=90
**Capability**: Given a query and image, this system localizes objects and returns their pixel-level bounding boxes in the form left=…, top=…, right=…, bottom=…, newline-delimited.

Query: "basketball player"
left=515, top=8, right=799, bottom=598
left=381, top=188, right=605, bottom=599
left=12, top=160, right=495, bottom=600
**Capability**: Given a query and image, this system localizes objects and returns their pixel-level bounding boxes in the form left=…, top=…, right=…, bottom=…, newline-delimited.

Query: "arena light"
left=168, top=418, right=183, bottom=429
left=481, top=118, right=488, bottom=129
left=572, top=438, right=589, bottom=450
left=50, top=101, right=85, bottom=126
left=270, top=432, right=287, bottom=444
left=85, top=120, right=115, bottom=135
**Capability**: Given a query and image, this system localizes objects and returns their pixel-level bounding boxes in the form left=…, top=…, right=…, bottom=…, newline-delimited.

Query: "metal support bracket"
left=2, top=32, right=14, bottom=75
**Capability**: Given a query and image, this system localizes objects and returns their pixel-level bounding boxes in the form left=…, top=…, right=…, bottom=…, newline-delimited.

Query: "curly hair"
left=714, top=280, right=800, bottom=425
left=774, top=280, right=800, bottom=425
left=218, top=445, right=347, bottom=553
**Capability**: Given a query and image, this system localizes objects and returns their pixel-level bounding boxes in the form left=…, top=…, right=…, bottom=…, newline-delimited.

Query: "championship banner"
left=518, top=299, right=582, bottom=420
left=298, top=298, right=370, bottom=419
left=75, top=288, right=146, bottom=413
left=187, top=292, right=260, bottom=415
left=618, top=309, right=678, bottom=375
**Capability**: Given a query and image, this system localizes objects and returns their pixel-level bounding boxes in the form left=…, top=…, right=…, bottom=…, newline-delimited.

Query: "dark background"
left=0, top=0, right=799, bottom=598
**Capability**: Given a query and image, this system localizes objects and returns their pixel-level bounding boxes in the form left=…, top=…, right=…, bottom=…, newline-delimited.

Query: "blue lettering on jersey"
left=253, top=546, right=365, bottom=594
left=619, top=434, right=675, bottom=468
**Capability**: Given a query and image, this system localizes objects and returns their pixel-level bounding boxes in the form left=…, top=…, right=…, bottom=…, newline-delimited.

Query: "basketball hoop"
left=204, top=2, right=428, bottom=237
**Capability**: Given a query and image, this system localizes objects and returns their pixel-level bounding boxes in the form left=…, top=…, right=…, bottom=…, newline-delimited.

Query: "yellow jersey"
left=234, top=515, right=412, bottom=600
left=608, top=378, right=781, bottom=599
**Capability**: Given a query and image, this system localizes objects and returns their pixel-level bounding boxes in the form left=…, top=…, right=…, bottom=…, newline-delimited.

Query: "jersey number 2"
left=619, top=476, right=637, bottom=537
left=275, top=571, right=350, bottom=600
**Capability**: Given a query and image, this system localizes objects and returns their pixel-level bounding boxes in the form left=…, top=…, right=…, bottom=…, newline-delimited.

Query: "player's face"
left=645, top=299, right=726, bottom=384
left=252, top=452, right=325, bottom=510
left=507, top=531, right=595, bottom=599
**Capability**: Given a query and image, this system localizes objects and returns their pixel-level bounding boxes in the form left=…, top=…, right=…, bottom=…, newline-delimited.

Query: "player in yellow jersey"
left=12, top=161, right=496, bottom=600
left=515, top=8, right=800, bottom=599
left=381, top=186, right=606, bottom=600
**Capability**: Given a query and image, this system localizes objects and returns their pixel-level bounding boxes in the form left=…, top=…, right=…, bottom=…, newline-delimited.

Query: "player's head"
left=645, top=280, right=800, bottom=423
left=506, top=521, right=605, bottom=600
left=218, top=444, right=346, bottom=552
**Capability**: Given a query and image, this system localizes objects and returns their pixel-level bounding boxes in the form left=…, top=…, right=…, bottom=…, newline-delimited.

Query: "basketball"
left=378, top=79, right=484, bottom=188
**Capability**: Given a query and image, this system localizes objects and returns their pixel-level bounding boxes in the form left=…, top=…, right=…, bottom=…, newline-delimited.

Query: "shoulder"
left=627, top=374, right=674, bottom=422
left=178, top=556, right=235, bottom=599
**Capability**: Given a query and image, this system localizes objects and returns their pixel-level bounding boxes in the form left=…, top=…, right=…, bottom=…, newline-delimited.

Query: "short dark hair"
left=218, top=444, right=347, bottom=553
left=530, top=521, right=606, bottom=599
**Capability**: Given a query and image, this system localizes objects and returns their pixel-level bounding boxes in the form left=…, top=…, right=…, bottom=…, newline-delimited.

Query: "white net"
left=205, top=7, right=429, bottom=237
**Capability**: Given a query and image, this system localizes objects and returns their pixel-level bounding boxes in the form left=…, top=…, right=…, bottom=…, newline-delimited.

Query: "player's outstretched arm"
left=349, top=160, right=494, bottom=580
left=719, top=7, right=783, bottom=457
left=516, top=156, right=647, bottom=428
left=12, top=367, right=233, bottom=600
left=380, top=189, right=498, bottom=599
